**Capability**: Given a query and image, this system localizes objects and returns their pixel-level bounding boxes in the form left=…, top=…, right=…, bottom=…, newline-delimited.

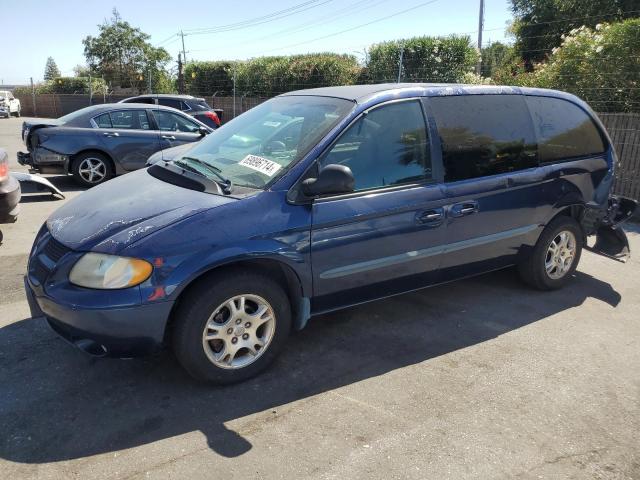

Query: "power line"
left=183, top=0, right=333, bottom=35
left=189, top=0, right=388, bottom=54
left=256, top=0, right=443, bottom=55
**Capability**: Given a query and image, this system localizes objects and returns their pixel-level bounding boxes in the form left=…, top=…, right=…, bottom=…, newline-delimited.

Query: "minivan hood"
left=47, top=169, right=235, bottom=253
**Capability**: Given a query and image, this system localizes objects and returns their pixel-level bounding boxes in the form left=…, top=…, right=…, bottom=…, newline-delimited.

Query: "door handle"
left=103, top=132, right=119, bottom=137
left=161, top=135, right=176, bottom=140
left=450, top=201, right=478, bottom=218
left=416, top=208, right=444, bottom=226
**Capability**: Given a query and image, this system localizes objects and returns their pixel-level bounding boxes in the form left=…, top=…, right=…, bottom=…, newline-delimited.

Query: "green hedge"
left=185, top=61, right=236, bottom=96
left=185, top=54, right=360, bottom=97
left=12, top=77, right=108, bottom=95
left=366, top=36, right=479, bottom=83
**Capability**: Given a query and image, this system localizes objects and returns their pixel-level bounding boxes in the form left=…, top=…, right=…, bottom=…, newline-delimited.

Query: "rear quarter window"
left=525, top=96, right=606, bottom=163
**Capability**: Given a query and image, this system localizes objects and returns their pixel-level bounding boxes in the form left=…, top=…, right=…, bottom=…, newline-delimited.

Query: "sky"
left=0, top=0, right=513, bottom=85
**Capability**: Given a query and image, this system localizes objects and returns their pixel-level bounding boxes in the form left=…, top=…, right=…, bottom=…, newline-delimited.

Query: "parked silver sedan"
left=17, top=104, right=213, bottom=186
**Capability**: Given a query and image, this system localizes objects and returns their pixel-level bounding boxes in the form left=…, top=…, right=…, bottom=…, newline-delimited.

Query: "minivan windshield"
left=172, top=95, right=354, bottom=189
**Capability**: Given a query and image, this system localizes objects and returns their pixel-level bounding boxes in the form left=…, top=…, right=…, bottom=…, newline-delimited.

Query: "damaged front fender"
left=582, top=196, right=637, bottom=262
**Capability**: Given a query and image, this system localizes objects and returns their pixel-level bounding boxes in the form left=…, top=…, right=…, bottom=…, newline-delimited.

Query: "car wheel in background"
left=172, top=270, right=292, bottom=384
left=71, top=152, right=114, bottom=187
left=518, top=215, right=583, bottom=290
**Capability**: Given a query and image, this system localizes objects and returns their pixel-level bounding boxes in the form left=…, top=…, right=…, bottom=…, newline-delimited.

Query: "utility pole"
left=177, top=53, right=185, bottom=94
left=180, top=30, right=187, bottom=65
left=148, top=67, right=152, bottom=93
left=88, top=74, right=92, bottom=105
left=397, top=46, right=405, bottom=83
left=476, top=0, right=485, bottom=75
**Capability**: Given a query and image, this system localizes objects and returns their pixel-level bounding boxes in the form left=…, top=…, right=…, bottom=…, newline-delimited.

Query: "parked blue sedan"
left=24, top=84, right=636, bottom=383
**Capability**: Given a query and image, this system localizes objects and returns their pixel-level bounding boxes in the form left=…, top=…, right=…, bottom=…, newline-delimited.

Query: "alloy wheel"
left=202, top=294, right=276, bottom=369
left=78, top=157, right=107, bottom=184
left=545, top=230, right=576, bottom=280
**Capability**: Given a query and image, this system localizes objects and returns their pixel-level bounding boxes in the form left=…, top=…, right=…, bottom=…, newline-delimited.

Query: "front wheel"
left=172, top=270, right=292, bottom=384
left=518, top=215, right=583, bottom=290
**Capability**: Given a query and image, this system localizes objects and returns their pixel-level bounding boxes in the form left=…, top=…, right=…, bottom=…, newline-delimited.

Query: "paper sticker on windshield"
left=239, top=155, right=282, bottom=177
left=263, top=121, right=282, bottom=127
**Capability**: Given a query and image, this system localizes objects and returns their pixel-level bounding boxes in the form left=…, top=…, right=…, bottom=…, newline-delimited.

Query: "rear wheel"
left=71, top=152, right=113, bottom=187
left=518, top=215, right=583, bottom=290
left=172, top=270, right=292, bottom=384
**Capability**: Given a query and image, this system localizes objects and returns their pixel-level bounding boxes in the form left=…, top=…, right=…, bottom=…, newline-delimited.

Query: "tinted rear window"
left=526, top=96, right=606, bottom=163
left=192, top=100, right=211, bottom=110
left=158, top=98, right=182, bottom=109
left=430, top=95, right=537, bottom=182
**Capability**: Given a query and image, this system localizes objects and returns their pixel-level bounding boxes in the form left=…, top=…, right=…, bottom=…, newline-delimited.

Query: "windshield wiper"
left=174, top=156, right=233, bottom=194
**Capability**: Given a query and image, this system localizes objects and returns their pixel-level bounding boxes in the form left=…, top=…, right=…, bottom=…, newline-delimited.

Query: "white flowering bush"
left=461, top=72, right=495, bottom=85
left=508, top=19, right=640, bottom=112
left=365, top=36, right=479, bottom=83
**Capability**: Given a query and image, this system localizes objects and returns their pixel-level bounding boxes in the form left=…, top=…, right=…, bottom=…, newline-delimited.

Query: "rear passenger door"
left=310, top=99, right=448, bottom=312
left=94, top=109, right=161, bottom=171
left=427, top=94, right=548, bottom=281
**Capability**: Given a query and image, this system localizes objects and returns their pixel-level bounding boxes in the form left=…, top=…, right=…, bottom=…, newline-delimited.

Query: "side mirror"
left=198, top=126, right=209, bottom=136
left=302, top=164, right=355, bottom=197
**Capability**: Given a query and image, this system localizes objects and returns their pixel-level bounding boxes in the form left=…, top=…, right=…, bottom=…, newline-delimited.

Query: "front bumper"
left=24, top=275, right=174, bottom=358
left=0, top=174, right=21, bottom=222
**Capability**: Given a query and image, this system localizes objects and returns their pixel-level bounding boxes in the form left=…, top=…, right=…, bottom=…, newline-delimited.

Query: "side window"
left=108, top=110, right=150, bottom=130
left=94, top=113, right=112, bottom=128
left=180, top=101, right=191, bottom=111
left=154, top=110, right=200, bottom=133
left=137, top=110, right=151, bottom=129
left=321, top=100, right=431, bottom=191
left=526, top=96, right=605, bottom=163
left=126, top=97, right=155, bottom=105
left=430, top=95, right=538, bottom=182
left=158, top=98, right=182, bottom=110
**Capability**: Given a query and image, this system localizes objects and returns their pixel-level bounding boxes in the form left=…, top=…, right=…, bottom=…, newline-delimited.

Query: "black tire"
left=172, top=270, right=292, bottom=384
left=518, top=215, right=583, bottom=290
left=71, top=152, right=113, bottom=187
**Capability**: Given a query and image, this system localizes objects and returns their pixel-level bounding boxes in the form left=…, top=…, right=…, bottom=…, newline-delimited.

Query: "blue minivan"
left=24, top=84, right=637, bottom=383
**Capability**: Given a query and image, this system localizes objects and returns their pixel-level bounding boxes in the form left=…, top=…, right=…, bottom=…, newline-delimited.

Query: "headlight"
left=69, top=253, right=153, bottom=289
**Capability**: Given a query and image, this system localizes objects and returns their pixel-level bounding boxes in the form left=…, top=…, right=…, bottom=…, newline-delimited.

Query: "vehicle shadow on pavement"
left=0, top=267, right=621, bottom=463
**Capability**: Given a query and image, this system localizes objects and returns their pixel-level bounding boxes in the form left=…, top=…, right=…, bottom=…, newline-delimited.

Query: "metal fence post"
left=30, top=77, right=37, bottom=117
left=233, top=68, right=237, bottom=119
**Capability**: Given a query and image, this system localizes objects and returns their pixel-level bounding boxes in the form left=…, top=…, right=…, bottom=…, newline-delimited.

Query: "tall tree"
left=509, top=0, right=640, bottom=67
left=82, top=8, right=170, bottom=90
left=44, top=57, right=61, bottom=80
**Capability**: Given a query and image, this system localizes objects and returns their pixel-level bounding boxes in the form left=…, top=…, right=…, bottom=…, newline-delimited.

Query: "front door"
left=310, top=99, right=447, bottom=312
left=151, top=109, right=203, bottom=150
left=95, top=109, right=161, bottom=171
